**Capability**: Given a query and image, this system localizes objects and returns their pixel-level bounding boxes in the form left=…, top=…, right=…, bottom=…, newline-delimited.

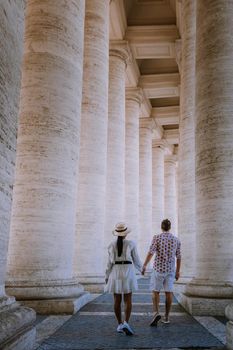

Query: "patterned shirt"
left=149, top=232, right=181, bottom=273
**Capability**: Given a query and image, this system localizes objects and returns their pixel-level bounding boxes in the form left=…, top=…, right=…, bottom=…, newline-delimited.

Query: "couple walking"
left=105, top=219, right=181, bottom=335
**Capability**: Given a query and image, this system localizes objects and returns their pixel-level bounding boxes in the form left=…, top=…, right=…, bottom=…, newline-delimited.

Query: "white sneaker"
left=122, top=321, right=134, bottom=335
left=117, top=323, right=124, bottom=333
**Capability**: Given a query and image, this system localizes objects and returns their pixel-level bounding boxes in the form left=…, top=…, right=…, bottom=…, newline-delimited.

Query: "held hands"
left=141, top=265, right=146, bottom=275
left=175, top=271, right=180, bottom=281
left=105, top=278, right=108, bottom=284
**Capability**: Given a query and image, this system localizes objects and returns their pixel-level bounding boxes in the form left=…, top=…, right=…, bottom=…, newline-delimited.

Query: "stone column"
left=0, top=1, right=36, bottom=348
left=164, top=155, right=178, bottom=235
left=75, top=0, right=109, bottom=291
left=177, top=0, right=196, bottom=283
left=125, top=88, right=142, bottom=242
left=226, top=304, right=233, bottom=350
left=104, top=41, right=130, bottom=248
left=183, top=0, right=233, bottom=316
left=139, top=118, right=154, bottom=259
left=152, top=140, right=165, bottom=234
left=6, top=0, right=87, bottom=314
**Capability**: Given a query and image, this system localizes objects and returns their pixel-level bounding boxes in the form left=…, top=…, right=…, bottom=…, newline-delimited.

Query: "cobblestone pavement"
left=35, top=277, right=226, bottom=350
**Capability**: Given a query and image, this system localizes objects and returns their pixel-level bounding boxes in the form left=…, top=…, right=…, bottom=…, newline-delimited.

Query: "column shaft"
left=152, top=141, right=165, bottom=234
left=75, top=0, right=109, bottom=288
left=7, top=0, right=85, bottom=304
left=0, top=0, right=24, bottom=299
left=104, top=42, right=129, bottom=248
left=178, top=0, right=196, bottom=280
left=0, top=2, right=36, bottom=348
left=139, top=118, right=153, bottom=258
left=125, top=88, right=142, bottom=242
left=183, top=0, right=233, bottom=315
left=164, top=156, right=177, bottom=235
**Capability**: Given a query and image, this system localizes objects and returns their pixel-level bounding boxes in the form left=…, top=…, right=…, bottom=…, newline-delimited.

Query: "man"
left=142, top=219, right=181, bottom=325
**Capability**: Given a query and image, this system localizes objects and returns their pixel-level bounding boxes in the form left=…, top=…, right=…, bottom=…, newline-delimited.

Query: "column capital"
left=152, top=139, right=166, bottom=150
left=165, top=154, right=177, bottom=164
left=126, top=87, right=143, bottom=105
left=139, top=117, right=154, bottom=130
left=110, top=40, right=131, bottom=66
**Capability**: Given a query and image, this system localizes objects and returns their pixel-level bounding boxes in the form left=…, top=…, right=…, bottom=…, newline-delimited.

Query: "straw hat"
left=112, top=222, right=131, bottom=236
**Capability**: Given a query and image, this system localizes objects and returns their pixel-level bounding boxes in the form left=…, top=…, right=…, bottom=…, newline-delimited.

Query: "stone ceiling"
left=110, top=0, right=182, bottom=152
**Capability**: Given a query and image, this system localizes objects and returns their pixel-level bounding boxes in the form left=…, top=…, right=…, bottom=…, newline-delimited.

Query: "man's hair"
left=161, top=219, right=171, bottom=231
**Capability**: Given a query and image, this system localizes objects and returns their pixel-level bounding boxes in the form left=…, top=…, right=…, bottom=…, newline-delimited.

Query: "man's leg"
left=114, top=293, right=122, bottom=324
left=150, top=291, right=161, bottom=326
left=164, top=292, right=173, bottom=322
left=152, top=291, right=160, bottom=314
left=123, top=293, right=132, bottom=323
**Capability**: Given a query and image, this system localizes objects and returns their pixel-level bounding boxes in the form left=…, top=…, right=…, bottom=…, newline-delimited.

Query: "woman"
left=105, top=222, right=142, bottom=335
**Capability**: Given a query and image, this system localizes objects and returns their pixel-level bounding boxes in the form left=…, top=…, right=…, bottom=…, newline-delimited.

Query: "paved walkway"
left=35, top=277, right=226, bottom=350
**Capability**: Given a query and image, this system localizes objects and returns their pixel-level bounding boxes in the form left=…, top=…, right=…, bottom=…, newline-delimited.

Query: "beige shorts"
left=150, top=270, right=175, bottom=292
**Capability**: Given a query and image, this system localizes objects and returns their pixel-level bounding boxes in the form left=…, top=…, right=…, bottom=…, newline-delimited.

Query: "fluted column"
left=125, top=88, right=142, bottom=242
left=152, top=140, right=165, bottom=234
left=183, top=0, right=233, bottom=316
left=0, top=1, right=36, bottom=348
left=75, top=0, right=109, bottom=289
left=104, top=41, right=130, bottom=248
left=178, top=0, right=196, bottom=281
left=6, top=0, right=86, bottom=313
left=139, top=118, right=153, bottom=259
left=164, top=155, right=177, bottom=235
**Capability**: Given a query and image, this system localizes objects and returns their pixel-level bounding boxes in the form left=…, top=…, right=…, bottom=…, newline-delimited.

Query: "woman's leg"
left=123, top=292, right=132, bottom=323
left=114, top=293, right=122, bottom=324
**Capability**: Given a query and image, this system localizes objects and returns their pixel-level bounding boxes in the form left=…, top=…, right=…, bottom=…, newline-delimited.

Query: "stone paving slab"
left=38, top=313, right=223, bottom=350
left=80, top=303, right=184, bottom=313
left=94, top=293, right=177, bottom=304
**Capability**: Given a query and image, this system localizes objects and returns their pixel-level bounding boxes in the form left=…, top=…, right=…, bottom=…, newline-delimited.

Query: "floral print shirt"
left=149, top=232, right=181, bottom=273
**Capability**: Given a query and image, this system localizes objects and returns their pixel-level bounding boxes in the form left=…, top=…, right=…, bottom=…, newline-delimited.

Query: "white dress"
left=105, top=239, right=142, bottom=294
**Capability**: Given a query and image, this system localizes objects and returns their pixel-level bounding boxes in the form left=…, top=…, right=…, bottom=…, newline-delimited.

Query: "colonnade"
left=0, top=0, right=233, bottom=349
left=0, top=0, right=173, bottom=316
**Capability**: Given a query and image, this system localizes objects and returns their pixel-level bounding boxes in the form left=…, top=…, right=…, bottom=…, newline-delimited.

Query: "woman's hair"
left=117, top=236, right=124, bottom=257
left=161, top=219, right=171, bottom=232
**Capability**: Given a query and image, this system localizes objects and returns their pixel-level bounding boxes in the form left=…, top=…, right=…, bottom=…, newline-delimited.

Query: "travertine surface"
left=139, top=118, right=153, bottom=259
left=164, top=155, right=177, bottom=235
left=6, top=0, right=85, bottom=299
left=226, top=304, right=233, bottom=349
left=152, top=140, right=165, bottom=235
left=75, top=0, right=109, bottom=284
left=0, top=0, right=25, bottom=298
left=125, top=88, right=142, bottom=242
left=104, top=42, right=129, bottom=249
left=177, top=0, right=196, bottom=279
left=187, top=0, right=233, bottom=296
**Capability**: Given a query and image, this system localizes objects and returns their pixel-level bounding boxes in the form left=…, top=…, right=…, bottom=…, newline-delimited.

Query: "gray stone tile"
left=38, top=314, right=223, bottom=349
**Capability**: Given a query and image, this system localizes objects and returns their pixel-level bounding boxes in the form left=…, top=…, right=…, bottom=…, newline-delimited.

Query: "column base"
left=174, top=276, right=193, bottom=294
left=19, top=292, right=92, bottom=315
left=177, top=292, right=232, bottom=316
left=77, top=275, right=105, bottom=293
left=226, top=304, right=233, bottom=350
left=6, top=280, right=92, bottom=314
left=0, top=299, right=36, bottom=350
left=6, top=279, right=85, bottom=299
left=177, top=279, right=233, bottom=316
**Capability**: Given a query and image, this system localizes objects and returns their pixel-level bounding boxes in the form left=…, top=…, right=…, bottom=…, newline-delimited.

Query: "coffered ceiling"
left=110, top=0, right=182, bottom=151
